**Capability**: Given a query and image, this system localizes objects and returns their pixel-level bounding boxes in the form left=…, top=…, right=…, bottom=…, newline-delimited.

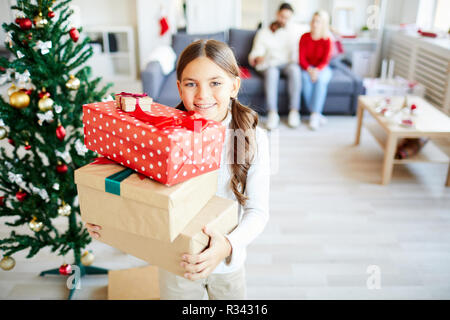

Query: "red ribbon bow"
left=130, top=105, right=210, bottom=133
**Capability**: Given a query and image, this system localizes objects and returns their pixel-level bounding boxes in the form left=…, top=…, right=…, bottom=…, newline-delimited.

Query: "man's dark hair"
left=279, top=2, right=294, bottom=12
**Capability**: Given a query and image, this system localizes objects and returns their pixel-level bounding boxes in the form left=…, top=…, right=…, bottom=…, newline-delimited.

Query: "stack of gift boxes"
left=74, top=93, right=238, bottom=276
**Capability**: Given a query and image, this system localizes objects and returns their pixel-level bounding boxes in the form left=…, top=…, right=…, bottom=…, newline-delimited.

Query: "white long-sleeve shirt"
left=248, top=23, right=299, bottom=71
left=212, top=110, right=270, bottom=274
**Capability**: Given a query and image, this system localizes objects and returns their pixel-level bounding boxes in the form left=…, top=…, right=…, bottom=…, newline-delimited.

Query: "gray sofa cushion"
left=228, top=28, right=257, bottom=67
left=155, top=71, right=180, bottom=107
left=172, top=31, right=227, bottom=58
left=327, top=68, right=354, bottom=95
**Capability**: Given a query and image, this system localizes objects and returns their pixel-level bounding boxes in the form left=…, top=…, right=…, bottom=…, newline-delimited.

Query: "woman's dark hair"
left=175, top=39, right=258, bottom=206
left=279, top=2, right=294, bottom=12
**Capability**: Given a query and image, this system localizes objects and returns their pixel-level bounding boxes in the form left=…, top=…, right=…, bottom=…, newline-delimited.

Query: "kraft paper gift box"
left=115, top=92, right=153, bottom=112
left=93, top=195, right=238, bottom=277
left=108, top=265, right=160, bottom=300
left=74, top=160, right=218, bottom=242
left=82, top=100, right=225, bottom=186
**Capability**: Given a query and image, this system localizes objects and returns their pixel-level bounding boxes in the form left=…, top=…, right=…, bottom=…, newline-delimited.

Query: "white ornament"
left=37, top=110, right=54, bottom=125
left=8, top=172, right=23, bottom=184
left=75, top=139, right=88, bottom=156
left=54, top=105, right=63, bottom=114
left=35, top=40, right=52, bottom=55
left=4, top=31, right=13, bottom=44
left=16, top=51, right=25, bottom=59
left=53, top=183, right=60, bottom=190
left=56, top=149, right=72, bottom=163
left=15, top=70, right=30, bottom=84
left=101, top=95, right=114, bottom=102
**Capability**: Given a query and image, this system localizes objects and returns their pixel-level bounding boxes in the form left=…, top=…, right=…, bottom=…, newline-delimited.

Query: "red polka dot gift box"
left=82, top=100, right=226, bottom=186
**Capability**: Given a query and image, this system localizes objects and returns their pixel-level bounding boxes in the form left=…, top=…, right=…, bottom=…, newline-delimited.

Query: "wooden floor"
left=1, top=110, right=450, bottom=300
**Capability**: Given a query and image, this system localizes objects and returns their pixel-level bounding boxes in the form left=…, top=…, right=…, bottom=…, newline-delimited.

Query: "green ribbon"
left=105, top=168, right=135, bottom=195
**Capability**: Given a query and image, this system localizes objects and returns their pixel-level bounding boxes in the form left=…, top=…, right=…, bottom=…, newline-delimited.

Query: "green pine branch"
left=0, top=0, right=112, bottom=266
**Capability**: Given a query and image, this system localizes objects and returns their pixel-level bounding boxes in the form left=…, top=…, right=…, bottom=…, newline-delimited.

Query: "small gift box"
left=82, top=101, right=225, bottom=186
left=115, top=92, right=153, bottom=112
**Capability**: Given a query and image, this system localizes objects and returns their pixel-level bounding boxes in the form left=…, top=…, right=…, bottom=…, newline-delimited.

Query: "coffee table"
left=355, top=95, right=450, bottom=186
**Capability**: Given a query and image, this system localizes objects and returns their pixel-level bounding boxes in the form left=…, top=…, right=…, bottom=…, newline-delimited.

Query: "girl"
left=299, top=10, right=333, bottom=130
left=86, top=39, right=270, bottom=300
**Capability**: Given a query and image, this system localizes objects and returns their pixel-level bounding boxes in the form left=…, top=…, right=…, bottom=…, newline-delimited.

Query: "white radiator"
left=387, top=32, right=450, bottom=114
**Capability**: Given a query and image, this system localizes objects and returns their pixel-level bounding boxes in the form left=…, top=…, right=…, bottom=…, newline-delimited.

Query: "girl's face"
left=177, top=56, right=240, bottom=122
left=311, top=15, right=322, bottom=33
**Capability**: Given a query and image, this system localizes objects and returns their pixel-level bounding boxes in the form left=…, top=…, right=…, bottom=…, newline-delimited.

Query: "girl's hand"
left=180, top=226, right=232, bottom=281
left=85, top=223, right=102, bottom=239
left=307, top=67, right=318, bottom=82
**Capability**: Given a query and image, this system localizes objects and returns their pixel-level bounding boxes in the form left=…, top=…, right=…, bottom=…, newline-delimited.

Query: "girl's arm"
left=315, top=37, right=332, bottom=70
left=224, top=127, right=270, bottom=265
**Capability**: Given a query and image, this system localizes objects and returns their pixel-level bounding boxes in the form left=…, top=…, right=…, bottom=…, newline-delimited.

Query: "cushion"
left=327, top=68, right=354, bottom=95
left=172, top=31, right=227, bottom=58
left=154, top=71, right=180, bottom=108
left=228, top=28, right=257, bottom=67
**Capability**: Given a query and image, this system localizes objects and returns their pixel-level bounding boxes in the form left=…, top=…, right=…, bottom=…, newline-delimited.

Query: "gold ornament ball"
left=38, top=97, right=54, bottom=112
left=58, top=203, right=71, bottom=216
left=34, top=13, right=48, bottom=28
left=10, top=90, right=30, bottom=109
left=29, top=217, right=43, bottom=232
left=66, top=75, right=80, bottom=90
left=7, top=84, right=18, bottom=96
left=0, top=126, right=7, bottom=140
left=0, top=256, right=15, bottom=271
left=81, top=251, right=95, bottom=266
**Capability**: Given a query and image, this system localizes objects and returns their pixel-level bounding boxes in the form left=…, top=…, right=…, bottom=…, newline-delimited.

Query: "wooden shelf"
left=364, top=121, right=450, bottom=164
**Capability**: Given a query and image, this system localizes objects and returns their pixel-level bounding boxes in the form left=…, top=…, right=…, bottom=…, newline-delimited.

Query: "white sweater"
left=212, top=110, right=270, bottom=274
left=248, top=23, right=299, bottom=71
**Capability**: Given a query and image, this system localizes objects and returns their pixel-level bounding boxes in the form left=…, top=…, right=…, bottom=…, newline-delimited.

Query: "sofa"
left=141, top=29, right=364, bottom=116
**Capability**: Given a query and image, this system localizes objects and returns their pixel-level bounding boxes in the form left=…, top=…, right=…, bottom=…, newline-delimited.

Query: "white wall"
left=71, top=0, right=137, bottom=28
left=0, top=0, right=16, bottom=44
left=136, top=0, right=178, bottom=72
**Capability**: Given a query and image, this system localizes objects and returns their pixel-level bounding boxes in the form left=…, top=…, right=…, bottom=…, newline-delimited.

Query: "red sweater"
left=299, top=32, right=332, bottom=70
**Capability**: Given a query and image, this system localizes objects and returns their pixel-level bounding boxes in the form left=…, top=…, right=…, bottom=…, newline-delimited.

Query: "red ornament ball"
left=19, top=18, right=32, bottom=30
left=69, top=27, right=79, bottom=42
left=15, top=190, right=27, bottom=202
left=48, top=10, right=55, bottom=18
left=56, top=125, right=66, bottom=141
left=56, top=163, right=68, bottom=174
left=24, top=144, right=31, bottom=150
left=0, top=196, right=4, bottom=206
left=59, top=264, right=72, bottom=275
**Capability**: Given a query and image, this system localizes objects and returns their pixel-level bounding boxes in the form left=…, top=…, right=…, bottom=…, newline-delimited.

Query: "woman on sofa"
left=299, top=10, right=333, bottom=130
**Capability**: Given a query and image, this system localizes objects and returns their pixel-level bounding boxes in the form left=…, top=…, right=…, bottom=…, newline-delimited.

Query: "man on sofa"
left=248, top=2, right=302, bottom=129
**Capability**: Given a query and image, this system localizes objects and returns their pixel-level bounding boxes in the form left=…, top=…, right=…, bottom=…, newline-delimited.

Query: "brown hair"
left=175, top=39, right=258, bottom=206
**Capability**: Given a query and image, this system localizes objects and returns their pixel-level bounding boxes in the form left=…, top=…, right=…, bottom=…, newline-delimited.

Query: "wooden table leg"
left=446, top=163, right=450, bottom=187
left=382, top=134, right=398, bottom=185
left=355, top=101, right=364, bottom=145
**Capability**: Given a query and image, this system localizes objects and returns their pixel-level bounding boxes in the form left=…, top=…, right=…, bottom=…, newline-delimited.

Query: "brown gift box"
left=108, top=265, right=160, bottom=300
left=114, top=93, right=153, bottom=112
left=74, top=162, right=218, bottom=242
left=95, top=195, right=238, bottom=277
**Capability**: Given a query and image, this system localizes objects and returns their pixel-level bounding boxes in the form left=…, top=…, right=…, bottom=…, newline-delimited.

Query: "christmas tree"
left=0, top=0, right=112, bottom=295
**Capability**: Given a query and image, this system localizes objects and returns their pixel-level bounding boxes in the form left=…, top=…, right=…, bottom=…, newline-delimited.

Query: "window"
left=433, top=0, right=450, bottom=31
left=416, top=0, right=450, bottom=31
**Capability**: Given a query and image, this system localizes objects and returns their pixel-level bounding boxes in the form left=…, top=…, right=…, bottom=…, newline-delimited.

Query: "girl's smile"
left=177, top=56, right=240, bottom=122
